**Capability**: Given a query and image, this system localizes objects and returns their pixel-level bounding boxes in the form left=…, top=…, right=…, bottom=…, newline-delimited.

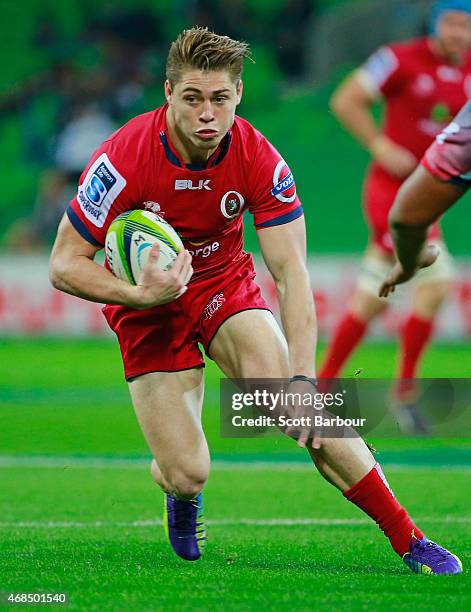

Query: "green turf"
left=1, top=465, right=470, bottom=611
left=1, top=340, right=470, bottom=610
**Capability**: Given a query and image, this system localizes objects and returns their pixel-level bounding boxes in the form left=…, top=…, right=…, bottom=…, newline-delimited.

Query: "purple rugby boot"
left=164, top=492, right=206, bottom=561
left=403, top=532, right=462, bottom=575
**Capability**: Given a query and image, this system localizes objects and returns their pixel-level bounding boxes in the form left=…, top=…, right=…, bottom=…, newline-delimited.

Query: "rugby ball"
left=105, top=210, right=183, bottom=285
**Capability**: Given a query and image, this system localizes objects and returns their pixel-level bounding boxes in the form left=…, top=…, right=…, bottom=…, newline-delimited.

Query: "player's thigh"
left=209, top=309, right=290, bottom=379
left=352, top=243, right=392, bottom=320
left=128, top=368, right=209, bottom=479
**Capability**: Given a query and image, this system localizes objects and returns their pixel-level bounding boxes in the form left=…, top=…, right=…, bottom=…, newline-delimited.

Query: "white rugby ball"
left=105, top=209, right=183, bottom=285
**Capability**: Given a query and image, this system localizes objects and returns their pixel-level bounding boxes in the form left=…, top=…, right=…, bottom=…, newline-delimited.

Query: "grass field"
left=1, top=339, right=470, bottom=611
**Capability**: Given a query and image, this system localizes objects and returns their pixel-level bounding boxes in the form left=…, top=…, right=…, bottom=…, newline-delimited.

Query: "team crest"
left=220, top=191, right=245, bottom=219
left=271, top=160, right=296, bottom=203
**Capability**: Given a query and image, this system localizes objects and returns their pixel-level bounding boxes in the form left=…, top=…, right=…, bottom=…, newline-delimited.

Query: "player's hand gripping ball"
left=105, top=210, right=183, bottom=285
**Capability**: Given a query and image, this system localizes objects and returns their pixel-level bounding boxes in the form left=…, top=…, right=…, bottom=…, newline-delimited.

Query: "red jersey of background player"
left=360, top=37, right=471, bottom=168
left=422, top=99, right=471, bottom=185
left=67, top=104, right=303, bottom=280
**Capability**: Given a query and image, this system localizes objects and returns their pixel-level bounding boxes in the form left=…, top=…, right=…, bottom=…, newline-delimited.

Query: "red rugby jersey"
left=67, top=105, right=303, bottom=280
left=422, top=100, right=471, bottom=187
left=359, top=37, right=471, bottom=162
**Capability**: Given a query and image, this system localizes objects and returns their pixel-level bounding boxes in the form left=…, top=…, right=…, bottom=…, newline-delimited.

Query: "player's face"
left=165, top=70, right=242, bottom=158
left=436, top=11, right=471, bottom=62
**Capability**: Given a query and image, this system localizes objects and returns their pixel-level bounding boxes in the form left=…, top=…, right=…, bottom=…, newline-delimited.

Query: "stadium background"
left=3, top=0, right=471, bottom=255
left=1, top=1, right=470, bottom=610
left=2, top=0, right=471, bottom=339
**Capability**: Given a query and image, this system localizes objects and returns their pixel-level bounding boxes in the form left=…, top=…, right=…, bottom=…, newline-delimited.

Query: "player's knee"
left=241, top=341, right=290, bottom=378
left=253, top=356, right=289, bottom=378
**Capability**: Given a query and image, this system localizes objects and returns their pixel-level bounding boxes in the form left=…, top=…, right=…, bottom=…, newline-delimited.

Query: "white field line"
left=0, top=455, right=470, bottom=472
left=0, top=516, right=471, bottom=529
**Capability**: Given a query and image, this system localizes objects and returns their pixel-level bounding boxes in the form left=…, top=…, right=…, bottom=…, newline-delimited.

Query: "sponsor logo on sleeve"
left=77, top=153, right=126, bottom=227
left=271, top=160, right=296, bottom=203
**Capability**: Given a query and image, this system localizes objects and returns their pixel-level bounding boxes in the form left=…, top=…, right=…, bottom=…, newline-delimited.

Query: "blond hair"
left=166, top=26, right=252, bottom=85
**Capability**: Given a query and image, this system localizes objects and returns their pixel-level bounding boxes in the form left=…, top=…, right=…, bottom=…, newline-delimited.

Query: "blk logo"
left=175, top=179, right=211, bottom=191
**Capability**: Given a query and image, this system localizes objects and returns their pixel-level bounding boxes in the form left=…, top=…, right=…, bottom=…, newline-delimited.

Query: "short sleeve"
left=67, top=139, right=143, bottom=247
left=421, top=102, right=471, bottom=188
left=355, top=45, right=403, bottom=97
left=247, top=136, right=303, bottom=230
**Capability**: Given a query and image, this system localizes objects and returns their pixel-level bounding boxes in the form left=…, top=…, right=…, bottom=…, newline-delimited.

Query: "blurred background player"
left=319, top=0, right=471, bottom=432
left=381, top=99, right=471, bottom=295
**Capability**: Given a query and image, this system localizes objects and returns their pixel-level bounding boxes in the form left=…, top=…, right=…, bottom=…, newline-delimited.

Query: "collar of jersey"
left=159, top=130, right=232, bottom=170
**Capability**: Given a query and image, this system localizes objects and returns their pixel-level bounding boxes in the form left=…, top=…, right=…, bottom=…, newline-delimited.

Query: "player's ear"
left=236, top=79, right=243, bottom=105
left=165, top=80, right=173, bottom=103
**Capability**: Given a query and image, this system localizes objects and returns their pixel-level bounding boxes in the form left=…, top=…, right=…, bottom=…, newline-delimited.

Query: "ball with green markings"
left=105, top=210, right=184, bottom=285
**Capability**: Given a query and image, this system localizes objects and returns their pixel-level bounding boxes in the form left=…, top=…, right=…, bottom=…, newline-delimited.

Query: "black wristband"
left=289, top=375, right=317, bottom=388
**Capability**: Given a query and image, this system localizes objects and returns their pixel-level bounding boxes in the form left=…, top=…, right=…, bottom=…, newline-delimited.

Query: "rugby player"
left=380, top=100, right=471, bottom=296
left=49, top=27, right=461, bottom=573
left=320, top=0, right=471, bottom=432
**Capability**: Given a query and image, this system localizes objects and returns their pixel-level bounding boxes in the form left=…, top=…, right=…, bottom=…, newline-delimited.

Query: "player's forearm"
left=275, top=265, right=317, bottom=378
left=388, top=166, right=464, bottom=272
left=390, top=222, right=428, bottom=273
left=49, top=253, right=136, bottom=306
